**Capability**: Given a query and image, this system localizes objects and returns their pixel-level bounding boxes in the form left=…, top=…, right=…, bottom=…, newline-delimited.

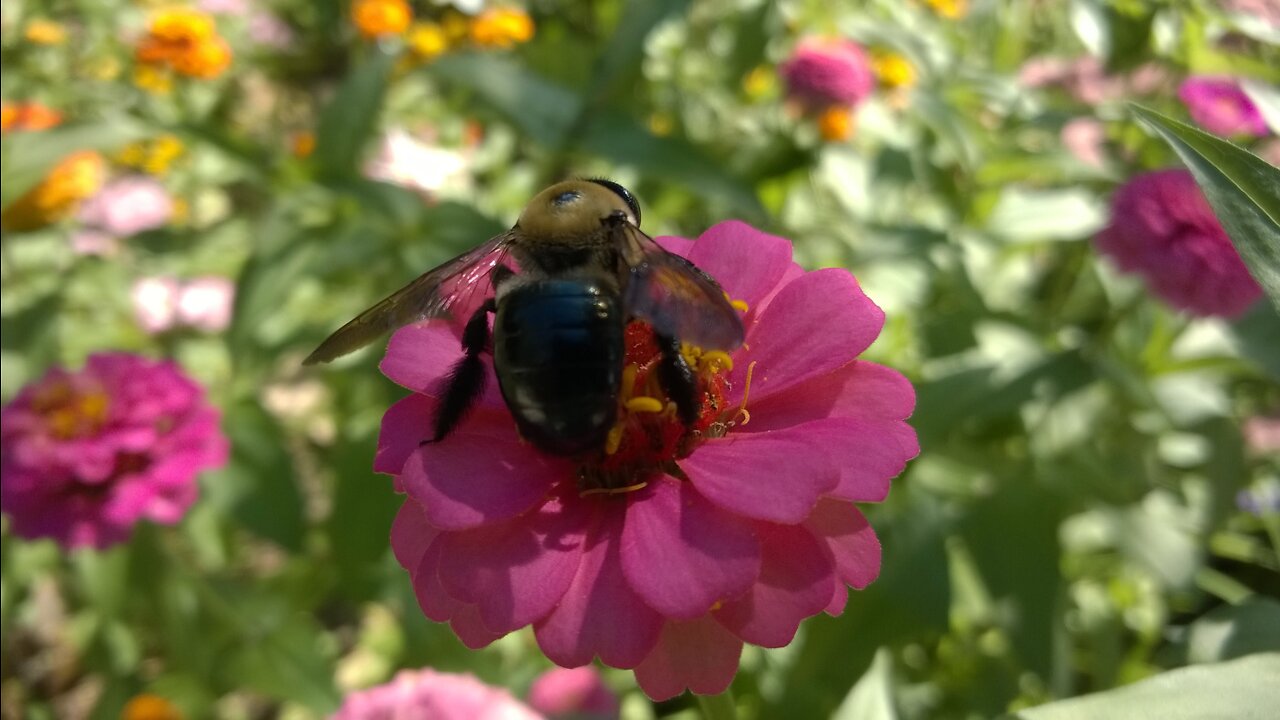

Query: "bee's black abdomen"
left=494, top=280, right=623, bottom=455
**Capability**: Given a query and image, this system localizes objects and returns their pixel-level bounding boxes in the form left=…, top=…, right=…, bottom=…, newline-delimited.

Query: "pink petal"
left=714, top=523, right=835, bottom=647
left=633, top=616, right=743, bottom=701
left=681, top=420, right=844, bottom=523
left=726, top=269, right=884, bottom=408
left=390, top=498, right=438, bottom=572
left=747, top=361, right=917, bottom=432
left=822, top=419, right=913, bottom=502
left=825, top=584, right=849, bottom=617
left=685, top=221, right=795, bottom=311
left=804, top=500, right=881, bottom=590
left=655, top=235, right=694, bottom=257
left=379, top=323, right=503, bottom=410
left=400, top=416, right=571, bottom=531
left=375, top=394, right=436, bottom=476
left=411, top=537, right=465, bottom=622
left=620, top=477, right=760, bottom=620
left=437, top=491, right=588, bottom=633
left=450, top=604, right=505, bottom=649
left=535, top=510, right=664, bottom=669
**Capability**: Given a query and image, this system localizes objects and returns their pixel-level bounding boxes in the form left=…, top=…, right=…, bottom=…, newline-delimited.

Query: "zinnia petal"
left=684, top=220, right=796, bottom=312
left=380, top=322, right=504, bottom=409
left=375, top=394, right=436, bottom=476
left=620, top=477, right=760, bottom=620
left=632, top=616, right=743, bottom=701
left=805, top=500, right=882, bottom=590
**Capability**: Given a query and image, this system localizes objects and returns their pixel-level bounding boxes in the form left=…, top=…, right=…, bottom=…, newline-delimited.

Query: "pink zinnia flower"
left=378, top=222, right=918, bottom=700
left=77, top=176, right=173, bottom=237
left=1, top=353, right=227, bottom=549
left=1094, top=169, right=1263, bottom=317
left=779, top=38, right=875, bottom=111
left=332, top=668, right=542, bottom=720
left=527, top=667, right=618, bottom=719
left=1178, top=76, right=1269, bottom=137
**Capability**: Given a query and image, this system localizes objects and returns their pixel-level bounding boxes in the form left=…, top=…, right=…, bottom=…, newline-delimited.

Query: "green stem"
left=696, top=690, right=738, bottom=720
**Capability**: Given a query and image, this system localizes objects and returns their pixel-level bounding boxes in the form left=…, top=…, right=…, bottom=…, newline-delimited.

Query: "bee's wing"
left=618, top=223, right=745, bottom=351
left=303, top=231, right=515, bottom=365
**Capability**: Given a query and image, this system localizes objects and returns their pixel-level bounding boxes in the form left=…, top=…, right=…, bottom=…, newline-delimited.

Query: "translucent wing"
left=303, top=231, right=515, bottom=364
left=618, top=224, right=745, bottom=351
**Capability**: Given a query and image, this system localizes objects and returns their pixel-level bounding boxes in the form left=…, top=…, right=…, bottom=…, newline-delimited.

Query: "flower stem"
left=696, top=690, right=738, bottom=720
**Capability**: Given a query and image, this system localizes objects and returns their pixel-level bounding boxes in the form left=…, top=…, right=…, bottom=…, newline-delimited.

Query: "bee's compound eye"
left=586, top=178, right=641, bottom=227
left=553, top=190, right=582, bottom=206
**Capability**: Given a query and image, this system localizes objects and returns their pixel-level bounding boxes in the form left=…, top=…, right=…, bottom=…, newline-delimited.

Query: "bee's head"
left=518, top=179, right=641, bottom=238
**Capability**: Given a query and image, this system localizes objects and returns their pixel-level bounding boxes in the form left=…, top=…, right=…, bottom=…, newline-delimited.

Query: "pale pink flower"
left=1062, top=117, right=1107, bottom=169
left=131, top=276, right=235, bottom=334
left=527, top=667, right=618, bottom=719
left=331, top=668, right=542, bottom=720
left=197, top=0, right=248, bottom=14
left=779, top=38, right=875, bottom=111
left=70, top=229, right=121, bottom=257
left=131, top=276, right=182, bottom=334
left=1243, top=415, right=1280, bottom=456
left=364, top=130, right=470, bottom=200
left=1, top=353, right=227, bottom=549
left=77, top=176, right=173, bottom=237
left=379, top=222, right=917, bottom=699
left=1095, top=169, right=1263, bottom=317
left=249, top=12, right=295, bottom=49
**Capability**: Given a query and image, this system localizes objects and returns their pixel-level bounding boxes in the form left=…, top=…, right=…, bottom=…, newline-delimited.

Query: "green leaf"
left=1187, top=599, right=1280, bottom=664
left=1131, top=105, right=1280, bottom=311
left=216, top=403, right=306, bottom=551
left=833, top=648, right=899, bottom=720
left=1009, top=653, right=1280, bottom=720
left=428, top=53, right=580, bottom=146
left=314, top=51, right=395, bottom=180
left=0, top=117, right=148, bottom=206
left=586, top=0, right=691, bottom=106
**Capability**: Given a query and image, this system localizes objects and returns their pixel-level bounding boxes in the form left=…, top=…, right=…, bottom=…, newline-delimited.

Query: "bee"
left=304, top=179, right=745, bottom=456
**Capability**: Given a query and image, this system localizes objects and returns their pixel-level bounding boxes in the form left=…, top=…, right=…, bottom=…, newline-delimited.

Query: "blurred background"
left=1, top=0, right=1278, bottom=718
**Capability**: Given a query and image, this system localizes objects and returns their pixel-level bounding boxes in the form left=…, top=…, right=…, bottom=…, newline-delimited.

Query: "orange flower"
left=816, top=106, right=854, bottom=142
left=1, top=102, right=64, bottom=134
left=136, top=8, right=230, bottom=79
left=121, top=694, right=183, bottom=720
left=352, top=0, right=413, bottom=39
left=469, top=7, right=535, bottom=49
left=291, top=131, right=316, bottom=158
left=407, top=21, right=449, bottom=61
left=1, top=151, right=107, bottom=232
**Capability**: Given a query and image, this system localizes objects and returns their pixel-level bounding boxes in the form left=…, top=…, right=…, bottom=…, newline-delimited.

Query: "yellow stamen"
left=580, top=480, right=648, bottom=497
left=626, top=397, right=665, bottom=413
left=620, top=363, right=638, bottom=402
left=732, top=360, right=758, bottom=427
left=700, top=351, right=734, bottom=373
left=605, top=423, right=624, bottom=455
left=731, top=299, right=749, bottom=313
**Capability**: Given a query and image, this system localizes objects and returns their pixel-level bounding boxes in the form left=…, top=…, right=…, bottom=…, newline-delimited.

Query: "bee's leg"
left=655, top=333, right=699, bottom=426
left=423, top=298, right=496, bottom=446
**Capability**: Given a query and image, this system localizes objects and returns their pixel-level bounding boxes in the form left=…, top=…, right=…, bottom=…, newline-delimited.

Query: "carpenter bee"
left=304, top=179, right=744, bottom=456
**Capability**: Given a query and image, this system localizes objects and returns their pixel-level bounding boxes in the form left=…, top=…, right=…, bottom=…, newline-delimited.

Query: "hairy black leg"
left=656, top=333, right=699, bottom=426
left=423, top=299, right=496, bottom=445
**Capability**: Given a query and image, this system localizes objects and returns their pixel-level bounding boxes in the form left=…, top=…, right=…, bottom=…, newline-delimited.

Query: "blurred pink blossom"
left=331, top=668, right=542, bottom=720
left=78, top=176, right=173, bottom=237
left=1095, top=169, right=1262, bottom=317
left=1, top=353, right=227, bottom=549
left=1178, top=76, right=1269, bottom=137
left=131, top=276, right=235, bottom=334
left=1225, top=0, right=1280, bottom=27
left=1243, top=415, right=1280, bottom=456
left=779, top=38, right=875, bottom=111
left=249, top=12, right=295, bottom=49
left=1019, top=56, right=1168, bottom=105
left=527, top=667, right=618, bottom=720
left=1062, top=117, right=1107, bottom=168
left=1259, top=138, right=1280, bottom=166
left=197, top=0, right=248, bottom=14
left=365, top=130, right=470, bottom=200
left=70, top=229, right=121, bottom=257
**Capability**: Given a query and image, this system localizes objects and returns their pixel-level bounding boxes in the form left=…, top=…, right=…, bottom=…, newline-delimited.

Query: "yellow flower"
left=648, top=113, right=674, bottom=137
left=121, top=694, right=183, bottom=720
left=742, top=65, right=775, bottom=100
left=352, top=0, right=413, bottom=39
left=407, top=22, right=449, bottom=61
left=469, top=7, right=535, bottom=49
left=816, top=106, right=854, bottom=142
left=133, top=64, right=173, bottom=94
left=150, top=8, right=216, bottom=44
left=1, top=151, right=107, bottom=232
left=136, top=8, right=231, bottom=79
left=872, top=50, right=916, bottom=90
left=85, top=55, right=124, bottom=80
left=24, top=19, right=67, bottom=45
left=116, top=135, right=185, bottom=175
left=441, top=11, right=471, bottom=44
left=923, top=0, right=968, bottom=19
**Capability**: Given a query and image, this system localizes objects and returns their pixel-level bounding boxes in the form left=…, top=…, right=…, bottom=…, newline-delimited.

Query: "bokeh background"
left=2, top=0, right=1278, bottom=718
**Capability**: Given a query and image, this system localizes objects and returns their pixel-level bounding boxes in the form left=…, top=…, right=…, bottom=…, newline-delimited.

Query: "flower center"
left=31, top=381, right=110, bottom=440
left=577, top=302, right=755, bottom=495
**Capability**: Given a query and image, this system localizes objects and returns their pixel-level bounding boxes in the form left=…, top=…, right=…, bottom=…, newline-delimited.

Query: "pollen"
left=626, top=397, right=665, bottom=413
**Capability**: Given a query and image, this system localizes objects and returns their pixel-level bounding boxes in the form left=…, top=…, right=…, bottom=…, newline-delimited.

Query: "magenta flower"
left=1178, top=76, right=1269, bottom=137
left=377, top=222, right=918, bottom=700
left=1, top=353, right=227, bottom=549
left=779, top=38, right=875, bottom=111
left=1095, top=169, right=1263, bottom=317
left=77, top=176, right=173, bottom=237
left=332, top=668, right=542, bottom=720
left=527, top=667, right=618, bottom=720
